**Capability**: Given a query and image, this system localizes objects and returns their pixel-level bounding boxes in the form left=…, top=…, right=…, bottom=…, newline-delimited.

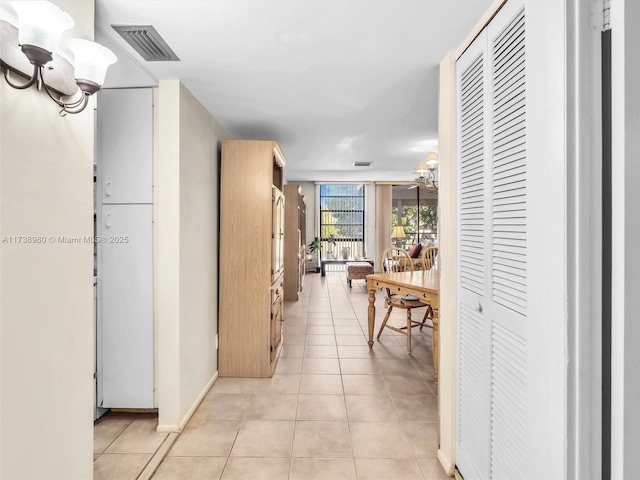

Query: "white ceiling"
left=95, top=0, right=492, bottom=182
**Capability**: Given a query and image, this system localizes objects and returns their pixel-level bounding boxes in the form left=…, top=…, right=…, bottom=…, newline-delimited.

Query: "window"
left=319, top=184, right=365, bottom=258
left=392, top=185, right=438, bottom=247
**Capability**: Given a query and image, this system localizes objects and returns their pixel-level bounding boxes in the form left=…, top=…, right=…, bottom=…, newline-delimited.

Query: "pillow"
left=408, top=243, right=422, bottom=258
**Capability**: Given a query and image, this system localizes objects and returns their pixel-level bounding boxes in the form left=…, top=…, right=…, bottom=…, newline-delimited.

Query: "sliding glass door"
left=391, top=184, right=438, bottom=248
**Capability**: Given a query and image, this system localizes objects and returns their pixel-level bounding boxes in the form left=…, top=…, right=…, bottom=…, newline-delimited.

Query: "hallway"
left=94, top=271, right=445, bottom=480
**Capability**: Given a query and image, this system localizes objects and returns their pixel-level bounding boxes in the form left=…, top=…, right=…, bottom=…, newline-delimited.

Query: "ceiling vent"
left=112, top=25, right=180, bottom=61
left=353, top=162, right=372, bottom=167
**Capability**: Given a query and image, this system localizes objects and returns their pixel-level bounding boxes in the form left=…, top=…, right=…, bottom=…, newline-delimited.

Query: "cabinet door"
left=270, top=276, right=284, bottom=363
left=98, top=204, right=154, bottom=408
left=98, top=88, right=153, bottom=204
left=272, top=187, right=285, bottom=282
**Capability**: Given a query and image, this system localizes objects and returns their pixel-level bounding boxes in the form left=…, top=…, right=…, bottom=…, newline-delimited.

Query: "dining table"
left=366, top=268, right=440, bottom=383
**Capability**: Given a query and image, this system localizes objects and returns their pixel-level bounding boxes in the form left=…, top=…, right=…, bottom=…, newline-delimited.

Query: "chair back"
left=420, top=246, right=439, bottom=271
left=381, top=247, right=414, bottom=273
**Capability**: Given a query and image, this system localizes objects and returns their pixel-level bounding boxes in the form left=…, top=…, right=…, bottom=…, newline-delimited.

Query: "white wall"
left=0, top=2, right=95, bottom=478
left=156, top=80, right=231, bottom=431
left=611, top=0, right=640, bottom=476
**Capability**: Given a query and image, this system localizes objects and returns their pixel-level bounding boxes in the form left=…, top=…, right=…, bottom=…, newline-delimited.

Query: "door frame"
left=610, top=0, right=640, bottom=477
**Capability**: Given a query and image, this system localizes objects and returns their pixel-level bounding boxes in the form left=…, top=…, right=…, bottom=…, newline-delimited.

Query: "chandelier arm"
left=40, top=71, right=68, bottom=109
left=62, top=94, right=88, bottom=108
left=414, top=175, right=438, bottom=193
left=60, top=95, right=90, bottom=116
left=3, top=64, right=38, bottom=90
left=39, top=67, right=90, bottom=115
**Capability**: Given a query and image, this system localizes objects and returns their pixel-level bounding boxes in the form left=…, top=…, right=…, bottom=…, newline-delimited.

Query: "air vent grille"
left=112, top=25, right=179, bottom=61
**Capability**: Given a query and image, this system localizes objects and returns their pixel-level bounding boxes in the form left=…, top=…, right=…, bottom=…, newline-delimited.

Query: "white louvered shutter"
left=456, top=0, right=567, bottom=478
left=487, top=6, right=528, bottom=479
left=456, top=30, right=492, bottom=480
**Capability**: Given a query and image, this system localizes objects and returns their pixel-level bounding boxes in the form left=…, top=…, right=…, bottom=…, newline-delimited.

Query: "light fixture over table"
left=0, top=1, right=117, bottom=115
left=414, top=152, right=439, bottom=193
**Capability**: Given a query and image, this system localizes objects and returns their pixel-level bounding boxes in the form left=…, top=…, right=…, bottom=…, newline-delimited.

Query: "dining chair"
left=378, top=248, right=433, bottom=352
left=420, top=246, right=439, bottom=271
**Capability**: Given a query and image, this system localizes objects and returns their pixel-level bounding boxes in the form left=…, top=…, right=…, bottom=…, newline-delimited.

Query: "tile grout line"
left=94, top=415, right=137, bottom=461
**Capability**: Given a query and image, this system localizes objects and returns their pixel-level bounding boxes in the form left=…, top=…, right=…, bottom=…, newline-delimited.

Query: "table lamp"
left=391, top=225, right=406, bottom=247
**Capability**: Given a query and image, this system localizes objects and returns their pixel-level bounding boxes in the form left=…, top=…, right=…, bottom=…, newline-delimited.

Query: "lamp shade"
left=67, top=39, right=117, bottom=86
left=391, top=226, right=406, bottom=239
left=12, top=1, right=73, bottom=54
left=416, top=161, right=429, bottom=174
left=425, top=152, right=439, bottom=170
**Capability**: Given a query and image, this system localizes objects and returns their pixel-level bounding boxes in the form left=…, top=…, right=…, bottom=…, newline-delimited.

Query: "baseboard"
left=156, top=423, right=180, bottom=433
left=111, top=408, right=158, bottom=413
left=437, top=448, right=456, bottom=476
left=156, top=370, right=219, bottom=433
left=179, top=371, right=218, bottom=430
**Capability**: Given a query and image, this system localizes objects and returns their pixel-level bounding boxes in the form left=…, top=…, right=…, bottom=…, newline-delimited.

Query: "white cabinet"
left=96, top=88, right=154, bottom=409
left=99, top=204, right=154, bottom=407
left=98, top=89, right=153, bottom=204
left=456, top=1, right=566, bottom=478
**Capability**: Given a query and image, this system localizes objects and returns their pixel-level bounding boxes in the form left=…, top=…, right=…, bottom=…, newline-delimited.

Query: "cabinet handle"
left=105, top=213, right=112, bottom=228
left=105, top=181, right=112, bottom=197
left=475, top=302, right=483, bottom=313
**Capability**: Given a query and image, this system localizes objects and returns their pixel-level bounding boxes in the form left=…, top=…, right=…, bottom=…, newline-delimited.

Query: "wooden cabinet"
left=219, top=139, right=286, bottom=377
left=270, top=277, right=284, bottom=363
left=284, top=184, right=306, bottom=301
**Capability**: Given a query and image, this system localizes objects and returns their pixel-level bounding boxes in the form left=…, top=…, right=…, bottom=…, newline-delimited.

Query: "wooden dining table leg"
left=367, top=289, right=376, bottom=347
left=432, top=308, right=439, bottom=384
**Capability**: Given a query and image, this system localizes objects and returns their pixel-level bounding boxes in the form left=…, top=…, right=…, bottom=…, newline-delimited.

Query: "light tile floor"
left=95, top=271, right=448, bottom=480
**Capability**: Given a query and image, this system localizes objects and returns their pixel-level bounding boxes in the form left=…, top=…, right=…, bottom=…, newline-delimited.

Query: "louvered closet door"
left=486, top=4, right=528, bottom=478
left=456, top=28, right=492, bottom=480
left=456, top=1, right=566, bottom=479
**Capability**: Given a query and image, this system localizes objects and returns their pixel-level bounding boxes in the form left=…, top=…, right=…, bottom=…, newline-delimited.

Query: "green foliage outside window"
left=392, top=204, right=438, bottom=245
left=319, top=184, right=365, bottom=241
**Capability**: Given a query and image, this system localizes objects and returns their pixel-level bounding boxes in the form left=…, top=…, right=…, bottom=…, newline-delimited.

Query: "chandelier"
left=414, top=152, right=439, bottom=193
